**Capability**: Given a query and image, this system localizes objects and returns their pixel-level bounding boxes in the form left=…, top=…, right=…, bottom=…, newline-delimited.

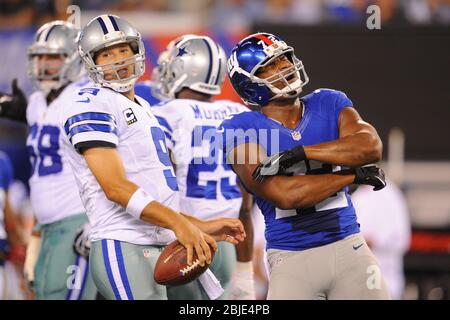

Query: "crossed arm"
left=303, top=107, right=382, bottom=166
left=230, top=143, right=355, bottom=210
left=229, top=107, right=382, bottom=210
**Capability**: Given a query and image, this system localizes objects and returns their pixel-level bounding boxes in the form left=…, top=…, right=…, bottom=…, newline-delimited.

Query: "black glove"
left=0, top=79, right=27, bottom=123
left=73, top=223, right=91, bottom=259
left=252, top=145, right=306, bottom=182
left=341, top=165, right=386, bottom=191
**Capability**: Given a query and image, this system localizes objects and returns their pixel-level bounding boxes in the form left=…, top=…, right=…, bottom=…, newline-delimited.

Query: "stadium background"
left=0, top=0, right=449, bottom=300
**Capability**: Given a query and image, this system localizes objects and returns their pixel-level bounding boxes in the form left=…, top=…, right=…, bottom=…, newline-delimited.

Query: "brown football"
left=154, top=240, right=215, bottom=286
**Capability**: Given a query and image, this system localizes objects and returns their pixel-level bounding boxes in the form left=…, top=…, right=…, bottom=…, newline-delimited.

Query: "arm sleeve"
left=60, top=89, right=119, bottom=154
left=332, top=90, right=353, bottom=120
left=219, top=114, right=259, bottom=161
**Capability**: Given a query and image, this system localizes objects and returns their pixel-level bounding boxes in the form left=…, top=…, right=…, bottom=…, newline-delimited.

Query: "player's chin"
left=103, top=74, right=118, bottom=81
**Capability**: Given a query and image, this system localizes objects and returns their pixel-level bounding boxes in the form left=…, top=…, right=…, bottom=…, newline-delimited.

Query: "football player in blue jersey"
left=220, top=32, right=390, bottom=299
left=0, top=151, right=26, bottom=299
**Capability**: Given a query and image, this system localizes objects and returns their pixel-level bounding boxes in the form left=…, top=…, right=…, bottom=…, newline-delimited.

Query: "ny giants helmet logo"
left=227, top=51, right=239, bottom=77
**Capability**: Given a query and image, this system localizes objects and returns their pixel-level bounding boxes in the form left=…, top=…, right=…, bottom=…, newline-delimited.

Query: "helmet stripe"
left=44, top=25, right=57, bottom=41
left=108, top=15, right=120, bottom=31
left=96, top=17, right=108, bottom=34
left=214, top=42, right=222, bottom=85
left=254, top=33, right=273, bottom=45
left=202, top=39, right=213, bottom=84
left=36, top=29, right=45, bottom=42
left=38, top=24, right=57, bottom=43
left=215, top=56, right=222, bottom=85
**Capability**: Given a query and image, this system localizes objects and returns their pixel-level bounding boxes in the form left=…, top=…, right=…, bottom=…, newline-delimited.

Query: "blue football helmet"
left=227, top=32, right=309, bottom=107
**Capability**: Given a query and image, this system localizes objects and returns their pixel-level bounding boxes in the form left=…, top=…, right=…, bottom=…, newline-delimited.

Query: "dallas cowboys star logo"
left=177, top=46, right=188, bottom=57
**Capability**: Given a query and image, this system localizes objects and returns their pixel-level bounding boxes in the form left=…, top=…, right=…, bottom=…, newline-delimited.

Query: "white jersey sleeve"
left=60, top=87, right=122, bottom=153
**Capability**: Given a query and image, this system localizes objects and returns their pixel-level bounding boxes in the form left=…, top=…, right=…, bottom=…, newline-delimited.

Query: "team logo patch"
left=291, top=131, right=301, bottom=141
left=123, top=108, right=137, bottom=125
left=143, top=249, right=152, bottom=258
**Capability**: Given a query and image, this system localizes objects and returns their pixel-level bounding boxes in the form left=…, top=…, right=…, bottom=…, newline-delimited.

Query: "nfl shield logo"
left=291, top=131, right=301, bottom=141
left=143, top=249, right=152, bottom=258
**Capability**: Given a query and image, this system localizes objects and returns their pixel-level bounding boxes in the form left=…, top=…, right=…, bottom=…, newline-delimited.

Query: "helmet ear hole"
left=285, top=52, right=294, bottom=63
left=243, top=87, right=256, bottom=99
left=130, top=41, right=139, bottom=54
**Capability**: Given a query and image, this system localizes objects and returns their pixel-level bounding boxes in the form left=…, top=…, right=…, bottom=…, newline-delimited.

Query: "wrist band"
left=126, top=188, right=155, bottom=219
left=236, top=261, right=254, bottom=274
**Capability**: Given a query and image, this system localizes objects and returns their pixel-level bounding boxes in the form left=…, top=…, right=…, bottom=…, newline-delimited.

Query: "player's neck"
left=262, top=98, right=302, bottom=130
left=45, top=84, right=68, bottom=105
left=122, top=88, right=135, bottom=101
left=177, top=88, right=212, bottom=102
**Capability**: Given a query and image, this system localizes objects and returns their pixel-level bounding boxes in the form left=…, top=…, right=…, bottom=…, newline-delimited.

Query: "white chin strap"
left=269, top=77, right=303, bottom=101
left=102, top=77, right=137, bottom=93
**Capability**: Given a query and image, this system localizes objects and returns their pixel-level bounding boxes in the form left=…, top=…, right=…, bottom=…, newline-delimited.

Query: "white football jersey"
left=151, top=99, right=248, bottom=220
left=26, top=78, right=91, bottom=224
left=58, top=86, right=178, bottom=245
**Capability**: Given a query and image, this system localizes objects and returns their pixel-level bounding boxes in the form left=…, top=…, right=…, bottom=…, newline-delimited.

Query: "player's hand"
left=23, top=234, right=41, bottom=291
left=228, top=262, right=256, bottom=300
left=73, top=223, right=91, bottom=258
left=173, top=216, right=217, bottom=267
left=352, top=165, right=386, bottom=191
left=0, top=79, right=27, bottom=122
left=200, top=218, right=246, bottom=245
left=252, top=145, right=306, bottom=182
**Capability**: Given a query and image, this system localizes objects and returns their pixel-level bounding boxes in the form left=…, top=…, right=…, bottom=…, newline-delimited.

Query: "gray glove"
left=73, top=223, right=91, bottom=258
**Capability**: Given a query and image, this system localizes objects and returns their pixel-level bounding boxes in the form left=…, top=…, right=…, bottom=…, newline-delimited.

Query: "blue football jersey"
left=219, top=88, right=360, bottom=251
left=0, top=151, right=14, bottom=243
left=0, top=151, right=13, bottom=192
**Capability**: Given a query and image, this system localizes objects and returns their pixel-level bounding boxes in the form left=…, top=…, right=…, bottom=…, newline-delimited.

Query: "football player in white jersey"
left=58, top=15, right=245, bottom=300
left=134, top=34, right=197, bottom=106
left=150, top=36, right=255, bottom=299
left=0, top=21, right=97, bottom=300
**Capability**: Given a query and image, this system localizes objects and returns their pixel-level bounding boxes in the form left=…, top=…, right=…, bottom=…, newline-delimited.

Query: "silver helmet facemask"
left=257, top=48, right=309, bottom=101
left=27, top=21, right=82, bottom=94
left=78, top=15, right=145, bottom=93
left=160, top=36, right=227, bottom=98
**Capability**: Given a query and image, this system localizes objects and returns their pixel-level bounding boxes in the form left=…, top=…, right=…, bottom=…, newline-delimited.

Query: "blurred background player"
left=0, top=150, right=26, bottom=299
left=149, top=35, right=255, bottom=300
left=1, top=179, right=32, bottom=299
left=221, top=32, right=389, bottom=299
left=133, top=35, right=198, bottom=106
left=59, top=15, right=245, bottom=300
left=0, top=20, right=97, bottom=300
left=134, top=62, right=169, bottom=106
left=351, top=180, right=411, bottom=300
